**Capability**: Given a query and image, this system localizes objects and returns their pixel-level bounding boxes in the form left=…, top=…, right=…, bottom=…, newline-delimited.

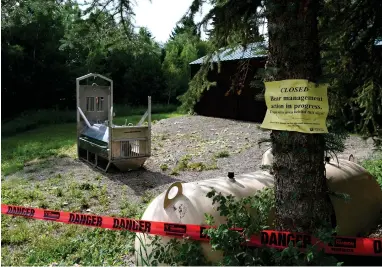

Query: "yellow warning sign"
left=260, top=79, right=329, bottom=133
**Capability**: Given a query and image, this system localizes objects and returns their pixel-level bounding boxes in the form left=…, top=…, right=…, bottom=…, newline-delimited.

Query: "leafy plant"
left=160, top=164, right=169, bottom=171
left=214, top=150, right=230, bottom=158
left=170, top=154, right=219, bottom=175
left=361, top=154, right=382, bottom=188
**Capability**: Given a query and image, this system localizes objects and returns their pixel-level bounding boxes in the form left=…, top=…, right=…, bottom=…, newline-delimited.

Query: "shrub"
left=361, top=154, right=382, bottom=188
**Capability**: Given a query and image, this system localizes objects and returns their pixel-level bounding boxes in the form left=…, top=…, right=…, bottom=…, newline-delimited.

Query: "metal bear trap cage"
left=76, top=73, right=151, bottom=172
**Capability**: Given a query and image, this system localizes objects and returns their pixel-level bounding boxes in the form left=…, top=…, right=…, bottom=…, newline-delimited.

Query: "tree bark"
left=265, top=0, right=334, bottom=233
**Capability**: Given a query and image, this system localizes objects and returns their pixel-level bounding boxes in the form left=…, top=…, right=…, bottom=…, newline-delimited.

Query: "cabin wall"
left=192, top=58, right=268, bottom=123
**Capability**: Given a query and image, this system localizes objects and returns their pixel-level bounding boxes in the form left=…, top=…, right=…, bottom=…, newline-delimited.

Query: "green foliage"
left=137, top=235, right=209, bottom=266
left=257, top=120, right=348, bottom=161
left=1, top=0, right=197, bottom=121
left=204, top=187, right=275, bottom=238
left=354, top=79, right=382, bottom=136
left=324, top=117, right=349, bottom=160
left=160, top=164, right=169, bottom=171
left=139, top=187, right=341, bottom=266
left=361, top=153, right=382, bottom=189
left=170, top=154, right=218, bottom=175
left=214, top=150, right=230, bottom=158
left=162, top=18, right=210, bottom=104
left=170, top=16, right=199, bottom=40
left=188, top=0, right=265, bottom=49
left=2, top=0, right=73, bottom=119
left=319, top=0, right=382, bottom=137
left=176, top=0, right=266, bottom=113
left=59, top=8, right=167, bottom=105
left=177, top=57, right=216, bottom=114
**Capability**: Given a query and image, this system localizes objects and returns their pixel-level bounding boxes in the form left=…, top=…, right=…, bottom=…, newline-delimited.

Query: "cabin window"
left=96, top=97, right=104, bottom=111
left=86, top=97, right=95, bottom=111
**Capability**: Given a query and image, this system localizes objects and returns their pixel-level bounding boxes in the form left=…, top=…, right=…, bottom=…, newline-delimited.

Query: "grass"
left=1, top=175, right=149, bottom=266
left=1, top=111, right=183, bottom=176
left=1, top=123, right=77, bottom=176
left=160, top=164, right=169, bottom=171
left=1, top=107, right=181, bottom=265
left=214, top=150, right=230, bottom=158
left=169, top=154, right=218, bottom=175
left=1, top=105, right=168, bottom=265
left=1, top=103, right=179, bottom=137
left=2, top=225, right=136, bottom=266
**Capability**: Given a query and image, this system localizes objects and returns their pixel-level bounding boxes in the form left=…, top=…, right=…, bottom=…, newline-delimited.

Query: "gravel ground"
left=111, top=115, right=379, bottom=200
left=6, top=114, right=382, bottom=247
left=4, top=114, right=380, bottom=267
left=16, top=115, right=379, bottom=205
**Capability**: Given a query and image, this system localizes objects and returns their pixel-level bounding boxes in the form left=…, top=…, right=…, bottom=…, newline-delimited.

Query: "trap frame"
left=76, top=73, right=151, bottom=172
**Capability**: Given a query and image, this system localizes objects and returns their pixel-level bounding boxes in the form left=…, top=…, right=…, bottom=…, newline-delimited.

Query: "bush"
left=361, top=154, right=382, bottom=188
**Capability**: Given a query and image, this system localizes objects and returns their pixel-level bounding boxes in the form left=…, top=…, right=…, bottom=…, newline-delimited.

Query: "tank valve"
left=228, top=172, right=235, bottom=181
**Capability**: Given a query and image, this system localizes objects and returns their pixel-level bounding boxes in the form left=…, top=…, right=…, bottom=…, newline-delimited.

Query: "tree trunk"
left=265, top=0, right=334, bottom=233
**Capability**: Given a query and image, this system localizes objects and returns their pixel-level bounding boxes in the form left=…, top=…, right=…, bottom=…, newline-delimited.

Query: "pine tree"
left=264, top=0, right=333, bottom=232
left=185, top=0, right=334, bottom=234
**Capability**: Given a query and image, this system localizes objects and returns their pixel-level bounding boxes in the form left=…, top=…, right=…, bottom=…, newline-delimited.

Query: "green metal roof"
left=190, top=42, right=267, bottom=65
left=190, top=39, right=381, bottom=65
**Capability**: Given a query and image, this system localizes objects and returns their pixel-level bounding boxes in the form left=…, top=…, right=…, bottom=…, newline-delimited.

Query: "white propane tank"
left=261, top=149, right=382, bottom=236
left=325, top=159, right=382, bottom=236
left=135, top=152, right=382, bottom=265
left=134, top=171, right=275, bottom=265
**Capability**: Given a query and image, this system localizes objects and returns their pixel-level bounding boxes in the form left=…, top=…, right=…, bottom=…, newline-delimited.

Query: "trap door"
left=79, top=85, right=110, bottom=124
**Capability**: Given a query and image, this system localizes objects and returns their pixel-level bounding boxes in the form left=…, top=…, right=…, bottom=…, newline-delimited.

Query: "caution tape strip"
left=2, top=204, right=381, bottom=257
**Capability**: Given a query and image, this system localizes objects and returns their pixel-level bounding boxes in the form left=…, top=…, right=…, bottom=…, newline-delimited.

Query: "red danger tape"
left=2, top=204, right=381, bottom=257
